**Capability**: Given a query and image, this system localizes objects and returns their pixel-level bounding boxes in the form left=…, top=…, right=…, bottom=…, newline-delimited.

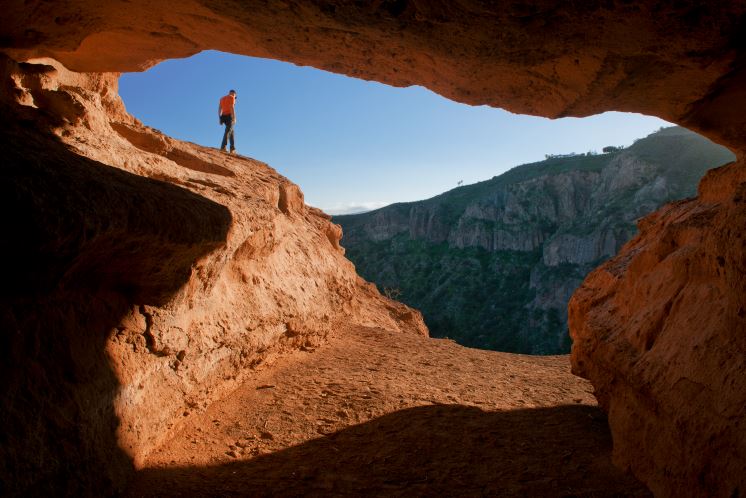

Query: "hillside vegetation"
left=336, top=127, right=735, bottom=353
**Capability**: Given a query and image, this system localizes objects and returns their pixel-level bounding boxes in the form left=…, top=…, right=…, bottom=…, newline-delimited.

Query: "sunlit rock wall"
left=0, top=55, right=425, bottom=495
left=2, top=1, right=746, bottom=496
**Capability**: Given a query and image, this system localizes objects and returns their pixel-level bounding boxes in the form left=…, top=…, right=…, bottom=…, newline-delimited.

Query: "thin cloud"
left=319, top=201, right=390, bottom=216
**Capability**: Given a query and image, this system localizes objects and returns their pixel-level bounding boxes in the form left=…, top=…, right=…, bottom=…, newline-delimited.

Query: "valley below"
left=337, top=128, right=735, bottom=353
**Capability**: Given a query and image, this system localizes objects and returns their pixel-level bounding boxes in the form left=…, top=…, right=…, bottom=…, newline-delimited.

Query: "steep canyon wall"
left=336, top=128, right=736, bottom=355
left=2, top=1, right=745, bottom=496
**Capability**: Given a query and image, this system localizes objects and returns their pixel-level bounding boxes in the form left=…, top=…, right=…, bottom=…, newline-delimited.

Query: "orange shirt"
left=219, top=94, right=235, bottom=116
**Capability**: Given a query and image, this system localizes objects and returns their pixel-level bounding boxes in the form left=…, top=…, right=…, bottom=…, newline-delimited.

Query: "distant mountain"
left=335, top=127, right=735, bottom=354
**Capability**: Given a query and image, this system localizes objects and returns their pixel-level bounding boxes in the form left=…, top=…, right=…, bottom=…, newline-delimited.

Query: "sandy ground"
left=126, top=326, right=650, bottom=497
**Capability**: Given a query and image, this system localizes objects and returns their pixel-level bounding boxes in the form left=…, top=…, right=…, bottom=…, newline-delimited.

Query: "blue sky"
left=119, top=50, right=671, bottom=214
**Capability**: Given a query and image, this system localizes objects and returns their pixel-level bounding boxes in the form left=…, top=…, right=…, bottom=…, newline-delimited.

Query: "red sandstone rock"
left=0, top=56, right=425, bottom=495
left=128, top=325, right=649, bottom=497
left=2, top=1, right=746, bottom=150
left=569, top=158, right=746, bottom=497
left=2, top=2, right=746, bottom=496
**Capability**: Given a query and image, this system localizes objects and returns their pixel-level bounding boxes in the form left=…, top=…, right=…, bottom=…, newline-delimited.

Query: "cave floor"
left=126, top=326, right=650, bottom=497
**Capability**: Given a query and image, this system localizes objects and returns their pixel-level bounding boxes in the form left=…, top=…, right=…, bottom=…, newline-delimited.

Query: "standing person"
left=218, top=89, right=237, bottom=153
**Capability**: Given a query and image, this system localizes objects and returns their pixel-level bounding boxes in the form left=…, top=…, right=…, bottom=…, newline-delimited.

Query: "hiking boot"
left=220, top=146, right=227, bottom=152
left=230, top=149, right=237, bottom=154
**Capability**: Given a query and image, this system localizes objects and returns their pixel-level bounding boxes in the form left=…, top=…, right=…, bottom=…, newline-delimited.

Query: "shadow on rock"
left=128, top=404, right=651, bottom=497
left=0, top=111, right=232, bottom=496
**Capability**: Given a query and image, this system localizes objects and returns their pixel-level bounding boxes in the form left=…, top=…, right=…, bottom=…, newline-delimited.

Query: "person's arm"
left=218, top=102, right=222, bottom=124
left=232, top=101, right=237, bottom=124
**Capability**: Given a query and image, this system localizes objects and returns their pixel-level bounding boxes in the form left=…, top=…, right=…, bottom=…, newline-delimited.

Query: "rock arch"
left=1, top=2, right=744, bottom=496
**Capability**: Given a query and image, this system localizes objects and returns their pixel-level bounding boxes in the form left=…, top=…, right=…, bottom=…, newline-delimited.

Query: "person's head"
left=229, top=89, right=236, bottom=96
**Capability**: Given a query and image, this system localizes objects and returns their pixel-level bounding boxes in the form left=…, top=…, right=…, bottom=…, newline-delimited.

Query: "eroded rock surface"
left=4, top=1, right=746, bottom=150
left=128, top=325, right=650, bottom=497
left=569, top=158, right=746, bottom=498
left=0, top=56, right=425, bottom=496
left=2, top=2, right=746, bottom=496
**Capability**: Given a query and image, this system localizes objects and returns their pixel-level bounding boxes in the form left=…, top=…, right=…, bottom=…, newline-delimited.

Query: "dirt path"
left=127, top=327, right=649, bottom=497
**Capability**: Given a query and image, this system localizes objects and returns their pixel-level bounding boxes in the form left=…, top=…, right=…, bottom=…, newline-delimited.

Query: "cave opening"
left=118, top=50, right=673, bottom=215
left=119, top=50, right=735, bottom=356
left=3, top=2, right=745, bottom=496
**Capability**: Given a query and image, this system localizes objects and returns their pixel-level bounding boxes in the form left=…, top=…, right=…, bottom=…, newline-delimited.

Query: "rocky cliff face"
left=337, top=128, right=734, bottom=354
left=3, top=2, right=746, bottom=496
left=570, top=158, right=746, bottom=498
left=0, top=56, right=425, bottom=496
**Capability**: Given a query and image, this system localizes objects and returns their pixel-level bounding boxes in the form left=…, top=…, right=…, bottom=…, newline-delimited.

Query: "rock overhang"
left=3, top=1, right=746, bottom=151
left=2, top=2, right=746, bottom=497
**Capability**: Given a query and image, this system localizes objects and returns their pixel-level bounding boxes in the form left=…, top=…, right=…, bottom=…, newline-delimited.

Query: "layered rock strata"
left=2, top=2, right=746, bottom=496
left=0, top=56, right=425, bottom=495
left=336, top=128, right=734, bottom=354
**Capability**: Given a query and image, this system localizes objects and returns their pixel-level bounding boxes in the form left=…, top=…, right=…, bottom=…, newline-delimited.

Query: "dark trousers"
left=220, top=114, right=235, bottom=150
